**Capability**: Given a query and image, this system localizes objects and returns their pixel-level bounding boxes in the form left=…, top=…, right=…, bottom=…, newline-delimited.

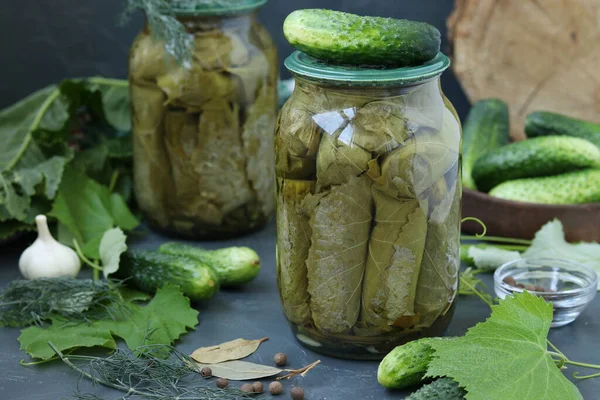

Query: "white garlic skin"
left=19, top=215, right=81, bottom=279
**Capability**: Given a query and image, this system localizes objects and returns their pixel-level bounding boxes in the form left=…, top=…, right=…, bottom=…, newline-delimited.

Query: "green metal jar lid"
left=284, top=51, right=451, bottom=86
left=171, top=0, right=267, bottom=16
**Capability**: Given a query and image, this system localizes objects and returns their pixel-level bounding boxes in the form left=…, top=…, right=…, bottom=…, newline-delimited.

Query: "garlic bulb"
left=19, top=215, right=81, bottom=279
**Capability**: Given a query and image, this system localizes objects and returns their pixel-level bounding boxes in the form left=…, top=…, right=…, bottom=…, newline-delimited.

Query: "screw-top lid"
left=171, top=0, right=267, bottom=16
left=285, top=51, right=450, bottom=86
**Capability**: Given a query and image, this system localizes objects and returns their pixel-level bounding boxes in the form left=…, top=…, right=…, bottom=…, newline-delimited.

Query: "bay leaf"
left=190, top=337, right=268, bottom=364
left=194, top=360, right=282, bottom=381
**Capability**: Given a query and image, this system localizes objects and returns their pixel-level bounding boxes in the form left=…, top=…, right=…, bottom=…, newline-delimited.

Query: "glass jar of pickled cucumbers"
left=275, top=51, right=461, bottom=359
left=129, top=0, right=278, bottom=238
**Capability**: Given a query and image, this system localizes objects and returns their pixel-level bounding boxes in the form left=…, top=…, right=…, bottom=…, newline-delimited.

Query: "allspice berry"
left=290, top=386, right=304, bottom=400
left=240, top=383, right=254, bottom=393
left=269, top=381, right=283, bottom=395
left=200, top=367, right=212, bottom=378
left=252, top=381, right=264, bottom=393
left=216, top=378, right=229, bottom=389
left=274, top=352, right=287, bottom=366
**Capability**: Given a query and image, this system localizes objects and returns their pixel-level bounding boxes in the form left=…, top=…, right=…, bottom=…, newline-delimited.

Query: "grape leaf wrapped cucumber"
left=158, top=243, right=261, bottom=287
left=283, top=9, right=441, bottom=66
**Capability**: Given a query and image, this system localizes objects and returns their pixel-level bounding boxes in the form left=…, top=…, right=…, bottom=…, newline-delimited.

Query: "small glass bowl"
left=494, top=258, right=597, bottom=328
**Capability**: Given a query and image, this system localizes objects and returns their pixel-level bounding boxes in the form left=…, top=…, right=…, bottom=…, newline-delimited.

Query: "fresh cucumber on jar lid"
left=283, top=9, right=441, bottom=67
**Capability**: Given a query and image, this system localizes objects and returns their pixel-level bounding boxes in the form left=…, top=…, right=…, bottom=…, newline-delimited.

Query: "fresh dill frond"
left=50, top=343, right=267, bottom=400
left=0, top=278, right=128, bottom=327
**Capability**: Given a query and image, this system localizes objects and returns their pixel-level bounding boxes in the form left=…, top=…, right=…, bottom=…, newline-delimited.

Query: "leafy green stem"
left=461, top=217, right=487, bottom=238
left=86, top=77, right=128, bottom=87
left=461, top=235, right=532, bottom=246
left=459, top=275, right=494, bottom=308
left=73, top=239, right=102, bottom=272
left=108, top=170, right=120, bottom=193
left=574, top=371, right=600, bottom=380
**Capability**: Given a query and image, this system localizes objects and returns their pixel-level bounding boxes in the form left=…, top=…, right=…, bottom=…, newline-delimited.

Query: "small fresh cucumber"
left=406, top=378, right=466, bottom=400
left=472, top=136, right=600, bottom=192
left=489, top=169, right=600, bottom=205
left=462, top=99, right=510, bottom=190
left=119, top=251, right=220, bottom=301
left=283, top=9, right=440, bottom=66
left=378, top=339, right=434, bottom=389
left=525, top=111, right=600, bottom=148
left=158, top=243, right=260, bottom=287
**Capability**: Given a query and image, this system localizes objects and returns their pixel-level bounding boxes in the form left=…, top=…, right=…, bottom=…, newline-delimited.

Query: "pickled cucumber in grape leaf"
left=353, top=99, right=409, bottom=154
left=241, top=81, right=277, bottom=216
left=157, top=67, right=236, bottom=110
left=227, top=52, right=270, bottom=104
left=163, top=110, right=223, bottom=225
left=129, top=34, right=172, bottom=82
left=276, top=178, right=314, bottom=325
left=415, top=183, right=460, bottom=328
left=316, top=130, right=371, bottom=190
left=304, top=175, right=373, bottom=333
left=360, top=192, right=428, bottom=331
left=376, top=117, right=459, bottom=199
left=130, top=83, right=171, bottom=227
left=279, top=105, right=322, bottom=158
left=275, top=135, right=317, bottom=179
left=193, top=30, right=250, bottom=70
left=402, top=81, right=445, bottom=135
left=159, top=98, right=254, bottom=227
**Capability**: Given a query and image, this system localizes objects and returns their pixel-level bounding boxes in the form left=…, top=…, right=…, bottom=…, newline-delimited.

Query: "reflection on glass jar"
left=275, top=52, right=461, bottom=359
left=129, top=0, right=278, bottom=238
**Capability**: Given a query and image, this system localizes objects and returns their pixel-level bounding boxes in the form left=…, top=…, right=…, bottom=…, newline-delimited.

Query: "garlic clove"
left=18, top=215, right=81, bottom=280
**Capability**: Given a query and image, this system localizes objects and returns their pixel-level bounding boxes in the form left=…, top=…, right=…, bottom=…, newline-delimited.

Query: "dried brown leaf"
left=190, top=337, right=268, bottom=364
left=194, top=360, right=283, bottom=381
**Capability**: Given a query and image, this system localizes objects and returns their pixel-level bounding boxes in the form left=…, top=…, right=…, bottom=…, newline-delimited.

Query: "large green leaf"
left=19, top=286, right=199, bottom=360
left=0, top=85, right=61, bottom=172
left=426, top=292, right=583, bottom=400
left=49, top=166, right=139, bottom=259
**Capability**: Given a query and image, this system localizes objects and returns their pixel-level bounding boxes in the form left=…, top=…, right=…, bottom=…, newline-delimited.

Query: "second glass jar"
left=129, top=0, right=278, bottom=238
left=275, top=52, right=461, bottom=359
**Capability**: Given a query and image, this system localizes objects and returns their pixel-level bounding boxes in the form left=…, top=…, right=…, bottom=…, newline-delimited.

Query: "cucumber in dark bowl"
left=525, top=111, right=600, bottom=148
left=283, top=9, right=440, bottom=67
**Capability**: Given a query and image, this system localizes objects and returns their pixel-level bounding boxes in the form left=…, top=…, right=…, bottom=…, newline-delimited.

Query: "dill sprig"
left=49, top=342, right=266, bottom=400
left=0, top=278, right=127, bottom=327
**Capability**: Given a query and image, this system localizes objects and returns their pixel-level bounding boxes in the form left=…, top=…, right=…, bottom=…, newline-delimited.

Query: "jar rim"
left=170, top=0, right=267, bottom=16
left=284, top=51, right=451, bottom=86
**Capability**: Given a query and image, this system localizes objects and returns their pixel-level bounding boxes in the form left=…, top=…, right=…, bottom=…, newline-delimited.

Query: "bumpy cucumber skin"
left=158, top=243, right=261, bottom=287
left=120, top=251, right=220, bottom=301
left=406, top=378, right=466, bottom=400
left=489, top=169, right=600, bottom=205
left=525, top=111, right=600, bottom=148
left=283, top=9, right=440, bottom=67
left=462, top=99, right=510, bottom=190
left=378, top=340, right=434, bottom=389
left=472, top=136, right=600, bottom=192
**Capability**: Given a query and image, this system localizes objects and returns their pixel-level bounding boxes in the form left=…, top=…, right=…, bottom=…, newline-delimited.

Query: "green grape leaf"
left=49, top=166, right=139, bottom=259
left=467, top=246, right=520, bottom=271
left=523, top=220, right=600, bottom=289
left=19, top=285, right=199, bottom=360
left=426, top=292, right=583, bottom=400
